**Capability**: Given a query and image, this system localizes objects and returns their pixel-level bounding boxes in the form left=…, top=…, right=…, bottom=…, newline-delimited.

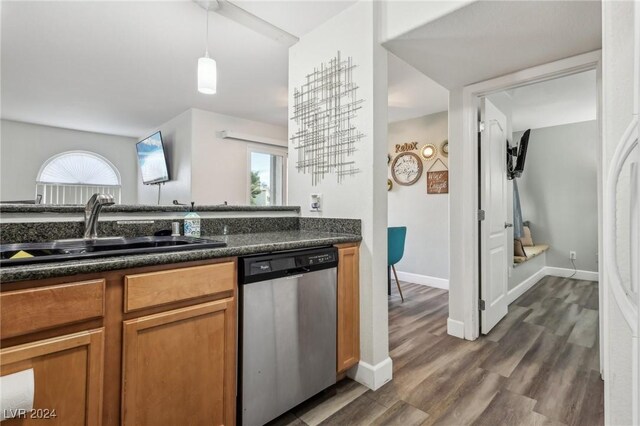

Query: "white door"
left=602, top=2, right=640, bottom=424
left=479, top=98, right=509, bottom=334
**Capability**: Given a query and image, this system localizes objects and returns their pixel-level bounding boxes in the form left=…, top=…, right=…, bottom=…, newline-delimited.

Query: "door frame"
left=452, top=50, right=603, bottom=354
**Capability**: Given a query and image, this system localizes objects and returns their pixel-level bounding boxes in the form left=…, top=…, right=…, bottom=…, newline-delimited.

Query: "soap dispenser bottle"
left=184, top=202, right=201, bottom=237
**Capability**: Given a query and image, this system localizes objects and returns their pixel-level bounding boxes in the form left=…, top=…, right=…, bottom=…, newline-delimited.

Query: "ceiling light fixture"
left=198, top=7, right=217, bottom=95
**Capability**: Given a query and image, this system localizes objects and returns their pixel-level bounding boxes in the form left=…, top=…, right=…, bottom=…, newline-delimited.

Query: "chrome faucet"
left=84, top=193, right=115, bottom=239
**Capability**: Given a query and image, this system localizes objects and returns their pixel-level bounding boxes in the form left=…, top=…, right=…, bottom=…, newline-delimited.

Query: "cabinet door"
left=337, top=245, right=360, bottom=373
left=0, top=329, right=105, bottom=426
left=122, top=299, right=236, bottom=426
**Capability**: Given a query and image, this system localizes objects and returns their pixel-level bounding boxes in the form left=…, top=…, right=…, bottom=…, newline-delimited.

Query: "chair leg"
left=391, top=264, right=404, bottom=302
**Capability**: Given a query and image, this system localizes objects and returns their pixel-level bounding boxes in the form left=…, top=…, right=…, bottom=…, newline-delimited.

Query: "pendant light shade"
left=198, top=8, right=216, bottom=95
left=198, top=56, right=217, bottom=94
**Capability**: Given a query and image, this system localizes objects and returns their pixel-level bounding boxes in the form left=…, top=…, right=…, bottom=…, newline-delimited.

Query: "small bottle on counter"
left=183, top=202, right=201, bottom=237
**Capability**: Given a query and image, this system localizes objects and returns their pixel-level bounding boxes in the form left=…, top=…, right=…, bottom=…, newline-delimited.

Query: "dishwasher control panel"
left=239, top=247, right=338, bottom=284
left=304, top=252, right=336, bottom=266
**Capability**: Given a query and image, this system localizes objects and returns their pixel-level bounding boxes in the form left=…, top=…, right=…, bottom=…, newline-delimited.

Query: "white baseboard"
left=545, top=267, right=598, bottom=281
left=395, top=271, right=449, bottom=290
left=349, top=357, right=393, bottom=391
left=447, top=318, right=465, bottom=339
left=508, top=265, right=599, bottom=306
left=507, top=266, right=547, bottom=304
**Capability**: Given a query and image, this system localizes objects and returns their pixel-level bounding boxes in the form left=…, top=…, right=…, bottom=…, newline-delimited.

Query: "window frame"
left=246, top=143, right=288, bottom=206
left=37, top=150, right=122, bottom=186
left=35, top=150, right=122, bottom=205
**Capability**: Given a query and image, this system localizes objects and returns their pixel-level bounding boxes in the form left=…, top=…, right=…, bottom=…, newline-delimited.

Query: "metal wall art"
left=290, top=51, right=365, bottom=185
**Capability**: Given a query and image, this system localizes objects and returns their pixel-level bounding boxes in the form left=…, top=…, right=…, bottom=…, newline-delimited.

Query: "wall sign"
left=395, top=142, right=418, bottom=153
left=427, top=158, right=449, bottom=194
left=391, top=152, right=423, bottom=186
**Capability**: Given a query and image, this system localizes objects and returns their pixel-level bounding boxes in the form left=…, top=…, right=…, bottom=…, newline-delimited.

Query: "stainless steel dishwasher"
left=238, top=247, right=338, bottom=426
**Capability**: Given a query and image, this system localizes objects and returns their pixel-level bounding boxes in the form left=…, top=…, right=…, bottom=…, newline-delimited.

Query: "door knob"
left=505, top=223, right=513, bottom=228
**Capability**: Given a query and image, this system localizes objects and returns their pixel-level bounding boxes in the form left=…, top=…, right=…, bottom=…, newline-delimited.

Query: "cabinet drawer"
left=124, top=262, right=235, bottom=312
left=1, top=280, right=105, bottom=339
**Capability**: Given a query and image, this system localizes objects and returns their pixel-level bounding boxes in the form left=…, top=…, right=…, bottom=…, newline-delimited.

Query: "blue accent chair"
left=388, top=226, right=406, bottom=302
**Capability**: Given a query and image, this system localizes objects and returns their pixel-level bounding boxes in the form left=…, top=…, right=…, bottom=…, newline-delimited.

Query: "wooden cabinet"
left=1, top=246, right=359, bottom=424
left=121, top=299, right=236, bottom=426
left=1, top=258, right=237, bottom=426
left=337, top=244, right=360, bottom=373
left=0, top=329, right=104, bottom=426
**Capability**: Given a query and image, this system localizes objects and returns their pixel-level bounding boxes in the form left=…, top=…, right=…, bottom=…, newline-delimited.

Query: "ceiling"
left=507, top=70, right=597, bottom=132
left=384, top=0, right=602, bottom=89
left=1, top=1, right=445, bottom=138
left=0, top=1, right=359, bottom=138
left=388, top=53, right=448, bottom=122
left=233, top=1, right=357, bottom=37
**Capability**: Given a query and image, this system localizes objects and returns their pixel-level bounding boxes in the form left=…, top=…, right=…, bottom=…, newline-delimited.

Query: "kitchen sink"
left=0, top=236, right=227, bottom=266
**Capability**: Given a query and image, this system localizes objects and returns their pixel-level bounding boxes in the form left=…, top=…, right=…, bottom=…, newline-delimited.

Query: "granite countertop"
left=0, top=204, right=301, bottom=214
left=0, top=231, right=361, bottom=283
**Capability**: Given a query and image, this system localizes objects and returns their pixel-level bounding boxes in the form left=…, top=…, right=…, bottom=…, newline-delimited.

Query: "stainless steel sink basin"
left=0, top=236, right=227, bottom=266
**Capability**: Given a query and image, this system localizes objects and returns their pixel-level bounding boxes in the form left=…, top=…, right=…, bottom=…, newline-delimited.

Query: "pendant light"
left=198, top=8, right=217, bottom=95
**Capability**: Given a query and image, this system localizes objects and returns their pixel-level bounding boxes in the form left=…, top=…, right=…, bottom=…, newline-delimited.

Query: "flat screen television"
left=507, top=129, right=530, bottom=179
left=136, top=131, right=170, bottom=184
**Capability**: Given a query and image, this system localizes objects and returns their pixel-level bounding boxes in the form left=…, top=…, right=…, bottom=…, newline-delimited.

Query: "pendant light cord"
left=205, top=9, right=209, bottom=57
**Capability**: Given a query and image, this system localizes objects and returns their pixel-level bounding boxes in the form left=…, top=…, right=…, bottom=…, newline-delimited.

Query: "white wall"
left=514, top=121, right=599, bottom=275
left=137, top=108, right=287, bottom=206
left=137, top=110, right=193, bottom=205
left=447, top=86, right=471, bottom=337
left=388, top=112, right=449, bottom=281
left=288, top=1, right=391, bottom=389
left=508, top=253, right=546, bottom=293
left=191, top=109, right=287, bottom=205
left=0, top=119, right=138, bottom=203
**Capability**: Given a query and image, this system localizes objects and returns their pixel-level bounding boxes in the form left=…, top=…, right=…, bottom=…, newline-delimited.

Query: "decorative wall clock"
left=420, top=143, right=437, bottom=160
left=441, top=140, right=449, bottom=157
left=391, top=152, right=423, bottom=186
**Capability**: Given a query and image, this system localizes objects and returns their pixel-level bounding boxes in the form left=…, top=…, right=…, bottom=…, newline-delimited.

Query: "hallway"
left=271, top=277, right=603, bottom=426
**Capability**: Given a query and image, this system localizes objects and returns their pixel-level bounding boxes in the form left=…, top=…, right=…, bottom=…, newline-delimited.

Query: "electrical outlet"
left=570, top=251, right=577, bottom=260
left=310, top=193, right=322, bottom=212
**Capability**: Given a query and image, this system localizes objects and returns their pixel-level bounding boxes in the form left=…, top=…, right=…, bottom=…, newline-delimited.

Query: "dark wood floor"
left=268, top=276, right=603, bottom=426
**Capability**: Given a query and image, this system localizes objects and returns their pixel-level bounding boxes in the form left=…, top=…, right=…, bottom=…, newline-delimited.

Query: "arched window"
left=36, top=151, right=122, bottom=204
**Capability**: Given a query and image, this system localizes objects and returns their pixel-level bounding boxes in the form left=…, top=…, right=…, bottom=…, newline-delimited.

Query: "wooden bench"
left=514, top=244, right=550, bottom=264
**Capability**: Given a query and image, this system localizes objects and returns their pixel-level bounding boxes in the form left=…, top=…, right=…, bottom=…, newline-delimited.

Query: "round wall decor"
left=441, top=140, right=449, bottom=157
left=387, top=179, right=393, bottom=191
left=391, top=152, right=423, bottom=186
left=420, top=144, right=437, bottom=160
